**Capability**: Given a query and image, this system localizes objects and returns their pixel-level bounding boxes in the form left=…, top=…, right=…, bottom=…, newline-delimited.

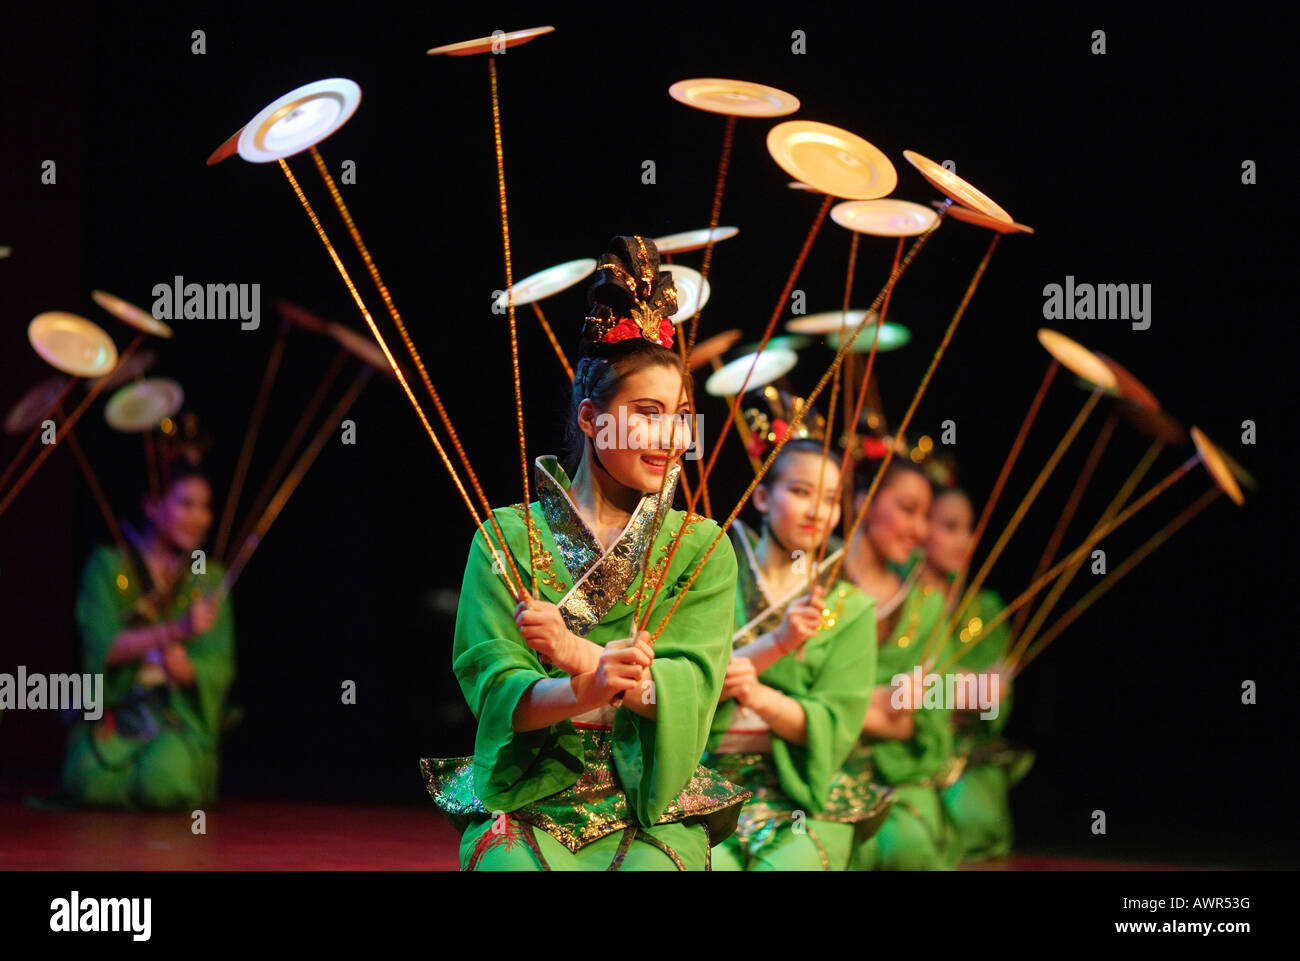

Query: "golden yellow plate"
left=904, top=150, right=1011, bottom=223
left=104, top=378, right=185, bottom=433
left=940, top=202, right=1033, bottom=234
left=787, top=308, right=876, bottom=335
left=1217, top=447, right=1258, bottom=492
left=653, top=227, right=739, bottom=254
left=668, top=78, right=799, bottom=117
left=92, top=289, right=174, bottom=338
left=832, top=199, right=937, bottom=237
left=427, top=26, right=554, bottom=56
left=29, top=313, right=118, bottom=378
left=1190, top=427, right=1246, bottom=506
left=1036, top=329, right=1117, bottom=391
left=768, top=121, right=897, bottom=200
left=1095, top=354, right=1159, bottom=412
left=1119, top=402, right=1186, bottom=447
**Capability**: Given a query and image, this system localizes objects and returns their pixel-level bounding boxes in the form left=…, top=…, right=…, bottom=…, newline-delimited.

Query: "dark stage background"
left=2, top=5, right=1295, bottom=866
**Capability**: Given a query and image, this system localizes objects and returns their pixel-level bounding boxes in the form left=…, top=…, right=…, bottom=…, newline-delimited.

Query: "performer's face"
left=754, top=450, right=842, bottom=554
left=925, top=490, right=973, bottom=576
left=581, top=362, right=690, bottom=493
left=148, top=476, right=213, bottom=553
left=862, top=470, right=932, bottom=564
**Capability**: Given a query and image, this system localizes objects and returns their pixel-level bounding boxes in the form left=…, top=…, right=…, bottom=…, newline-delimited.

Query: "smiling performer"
left=61, top=450, right=235, bottom=810
left=421, top=237, right=748, bottom=871
left=838, top=444, right=956, bottom=869
left=921, top=483, right=1032, bottom=863
left=703, top=396, right=882, bottom=871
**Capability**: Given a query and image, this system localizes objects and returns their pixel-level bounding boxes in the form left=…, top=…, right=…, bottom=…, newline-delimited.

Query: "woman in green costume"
left=61, top=460, right=235, bottom=810
left=421, top=236, right=748, bottom=871
left=839, top=457, right=958, bottom=870
left=922, top=486, right=1033, bottom=862
left=703, top=429, right=884, bottom=871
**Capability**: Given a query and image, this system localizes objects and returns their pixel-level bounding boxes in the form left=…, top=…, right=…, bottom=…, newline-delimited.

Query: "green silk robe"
left=840, top=566, right=958, bottom=870
left=703, top=522, right=884, bottom=870
left=940, top=587, right=1033, bottom=862
left=60, top=543, right=235, bottom=810
left=421, top=457, right=749, bottom=870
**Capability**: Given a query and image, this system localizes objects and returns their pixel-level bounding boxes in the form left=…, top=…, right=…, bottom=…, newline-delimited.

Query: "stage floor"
left=0, top=796, right=1195, bottom=870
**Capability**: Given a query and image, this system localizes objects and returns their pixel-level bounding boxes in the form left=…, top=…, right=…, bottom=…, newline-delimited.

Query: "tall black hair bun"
left=585, top=235, right=677, bottom=320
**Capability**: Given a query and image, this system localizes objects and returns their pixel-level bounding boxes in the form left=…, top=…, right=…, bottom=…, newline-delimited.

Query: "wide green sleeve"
left=872, top=585, right=953, bottom=784
left=451, top=521, right=584, bottom=813
left=74, top=546, right=135, bottom=707
left=946, top=589, right=1009, bottom=674
left=872, top=700, right=953, bottom=784
left=703, top=580, right=749, bottom=752
left=767, top=586, right=877, bottom=812
left=612, top=521, right=737, bottom=826
left=185, top=561, right=236, bottom=738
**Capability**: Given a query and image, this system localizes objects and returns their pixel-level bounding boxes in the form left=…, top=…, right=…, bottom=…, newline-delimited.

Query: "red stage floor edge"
left=0, top=798, right=1192, bottom=871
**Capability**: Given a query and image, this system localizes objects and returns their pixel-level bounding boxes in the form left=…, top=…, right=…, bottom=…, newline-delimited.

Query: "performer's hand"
left=161, top=642, right=196, bottom=685
left=179, top=595, right=218, bottom=641
left=888, top=668, right=927, bottom=713
left=773, top=585, right=826, bottom=654
left=597, top=634, right=652, bottom=705
left=720, top=655, right=758, bottom=703
left=514, top=600, right=581, bottom=670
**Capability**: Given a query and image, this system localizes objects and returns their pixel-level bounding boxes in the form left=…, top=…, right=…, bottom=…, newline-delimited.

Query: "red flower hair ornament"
left=582, top=236, right=679, bottom=351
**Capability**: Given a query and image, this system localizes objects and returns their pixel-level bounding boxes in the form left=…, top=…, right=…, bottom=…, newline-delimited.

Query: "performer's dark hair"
left=126, top=458, right=211, bottom=534
left=853, top=455, right=928, bottom=497
left=141, top=459, right=210, bottom=508
left=563, top=236, right=687, bottom=475
left=759, top=438, right=840, bottom=491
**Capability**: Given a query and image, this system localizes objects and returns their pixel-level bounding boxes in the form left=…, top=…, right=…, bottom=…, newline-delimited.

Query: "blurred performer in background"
left=921, top=484, right=1033, bottom=862
left=704, top=423, right=882, bottom=871
left=61, top=456, right=235, bottom=810
left=841, top=454, right=956, bottom=869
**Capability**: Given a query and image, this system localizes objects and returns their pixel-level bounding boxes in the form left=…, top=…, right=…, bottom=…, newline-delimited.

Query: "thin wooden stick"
left=684, top=114, right=737, bottom=358
left=1011, top=409, right=1118, bottom=637
left=0, top=335, right=143, bottom=520
left=823, top=230, right=1002, bottom=595
left=923, top=384, right=1105, bottom=666
left=916, top=360, right=1058, bottom=660
left=1010, top=487, right=1221, bottom=676
left=276, top=159, right=524, bottom=601
left=645, top=214, right=955, bottom=642
left=936, top=454, right=1200, bottom=675
left=0, top=378, right=80, bottom=495
left=531, top=301, right=574, bottom=381
left=487, top=55, right=537, bottom=597
left=217, top=369, right=372, bottom=601
left=306, top=150, right=522, bottom=600
left=214, top=318, right=289, bottom=560
left=1008, top=439, right=1163, bottom=667
left=231, top=345, right=349, bottom=556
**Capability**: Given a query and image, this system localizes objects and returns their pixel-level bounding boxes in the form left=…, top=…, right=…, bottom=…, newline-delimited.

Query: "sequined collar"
left=730, top=519, right=844, bottom=647
left=534, top=456, right=680, bottom=636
